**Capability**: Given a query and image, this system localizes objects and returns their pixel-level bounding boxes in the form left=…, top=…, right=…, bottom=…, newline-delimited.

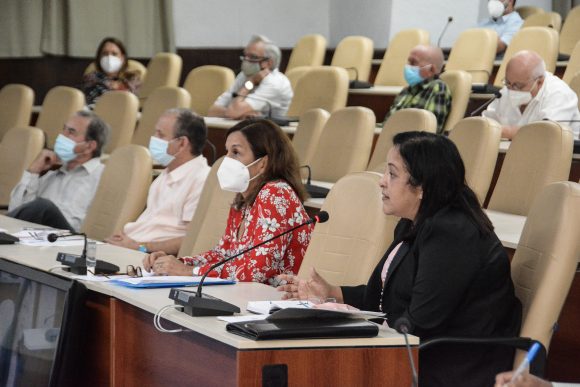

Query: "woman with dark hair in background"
left=143, top=119, right=312, bottom=285
left=278, top=131, right=522, bottom=387
left=81, top=37, right=141, bottom=105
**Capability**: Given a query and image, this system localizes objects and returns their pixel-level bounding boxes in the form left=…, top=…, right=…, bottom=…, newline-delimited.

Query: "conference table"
left=0, top=215, right=418, bottom=387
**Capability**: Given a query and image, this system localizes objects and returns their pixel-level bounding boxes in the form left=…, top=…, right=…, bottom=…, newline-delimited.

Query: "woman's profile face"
left=100, top=42, right=125, bottom=62
left=379, top=147, right=423, bottom=221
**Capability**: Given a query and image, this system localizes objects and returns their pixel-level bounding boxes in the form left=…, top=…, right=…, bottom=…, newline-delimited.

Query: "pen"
left=507, top=342, right=541, bottom=385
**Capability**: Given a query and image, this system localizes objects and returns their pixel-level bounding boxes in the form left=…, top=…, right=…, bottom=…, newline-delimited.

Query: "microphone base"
left=349, top=80, right=372, bottom=89
left=169, top=288, right=241, bottom=317
left=268, top=116, right=291, bottom=127
left=56, top=252, right=120, bottom=275
left=305, top=184, right=330, bottom=199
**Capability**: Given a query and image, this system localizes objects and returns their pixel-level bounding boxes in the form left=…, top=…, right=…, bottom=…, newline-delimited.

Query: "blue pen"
left=509, top=342, right=542, bottom=384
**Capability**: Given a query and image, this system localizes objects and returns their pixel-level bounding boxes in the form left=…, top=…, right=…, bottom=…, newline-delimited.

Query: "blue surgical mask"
left=148, top=136, right=175, bottom=166
left=54, top=134, right=78, bottom=163
left=404, top=65, right=425, bottom=87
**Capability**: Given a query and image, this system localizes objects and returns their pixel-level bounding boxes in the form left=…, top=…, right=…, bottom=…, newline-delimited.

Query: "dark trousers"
left=7, top=198, right=74, bottom=232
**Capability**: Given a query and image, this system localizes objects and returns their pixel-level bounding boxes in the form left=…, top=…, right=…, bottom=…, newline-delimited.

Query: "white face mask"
left=488, top=0, right=506, bottom=19
left=217, top=156, right=263, bottom=193
left=508, top=89, right=533, bottom=107
left=100, top=55, right=123, bottom=74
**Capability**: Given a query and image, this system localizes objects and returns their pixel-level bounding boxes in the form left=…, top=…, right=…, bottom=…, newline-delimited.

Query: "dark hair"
left=76, top=110, right=110, bottom=157
left=95, top=37, right=128, bottom=74
left=168, top=108, right=207, bottom=156
left=393, top=131, right=493, bottom=237
left=226, top=118, right=307, bottom=209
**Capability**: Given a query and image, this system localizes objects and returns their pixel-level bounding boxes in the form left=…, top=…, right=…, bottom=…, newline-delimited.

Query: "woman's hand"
left=276, top=267, right=343, bottom=303
left=143, top=252, right=192, bottom=276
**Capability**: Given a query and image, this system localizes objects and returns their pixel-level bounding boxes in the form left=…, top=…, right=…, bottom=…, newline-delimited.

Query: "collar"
left=58, top=157, right=102, bottom=174
left=163, top=154, right=207, bottom=183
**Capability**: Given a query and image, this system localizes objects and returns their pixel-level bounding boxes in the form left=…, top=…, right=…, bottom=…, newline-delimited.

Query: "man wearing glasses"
left=483, top=50, right=580, bottom=139
left=208, top=35, right=293, bottom=120
left=8, top=111, right=110, bottom=231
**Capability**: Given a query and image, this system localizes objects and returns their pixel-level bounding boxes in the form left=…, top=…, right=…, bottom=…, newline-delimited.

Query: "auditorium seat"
left=83, top=59, right=148, bottom=81
left=0, top=84, right=34, bottom=141
left=487, top=121, right=574, bottom=216
left=367, top=108, right=436, bottom=173
left=285, top=34, right=327, bottom=73
left=374, top=29, right=430, bottom=87
left=183, top=65, right=235, bottom=116
left=448, top=117, right=501, bottom=204
left=330, top=36, right=374, bottom=82
left=131, top=86, right=191, bottom=147
left=93, top=91, right=139, bottom=154
left=522, top=12, right=562, bottom=32
left=82, top=144, right=152, bottom=241
left=559, top=5, right=580, bottom=57
left=516, top=5, right=544, bottom=19
left=291, top=108, right=330, bottom=167
left=445, top=29, right=497, bottom=84
left=440, top=70, right=473, bottom=133
left=137, top=52, right=183, bottom=107
left=561, top=41, right=580, bottom=84
left=285, top=66, right=312, bottom=91
left=35, top=86, right=85, bottom=148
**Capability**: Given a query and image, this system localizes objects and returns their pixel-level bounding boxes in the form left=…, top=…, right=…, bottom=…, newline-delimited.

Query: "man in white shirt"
left=105, top=108, right=210, bottom=255
left=208, top=35, right=293, bottom=119
left=8, top=111, right=109, bottom=231
left=478, top=0, right=524, bottom=55
left=483, top=50, right=580, bottom=139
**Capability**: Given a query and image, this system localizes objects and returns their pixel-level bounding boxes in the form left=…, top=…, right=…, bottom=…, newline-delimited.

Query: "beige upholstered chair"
left=367, top=108, right=437, bottom=173
left=493, top=27, right=559, bottom=88
left=298, top=172, right=398, bottom=285
left=93, top=91, right=139, bottom=154
left=511, top=181, right=580, bottom=365
left=448, top=117, right=502, bottom=204
left=286, top=66, right=349, bottom=117
left=559, top=5, right=580, bottom=56
left=0, top=84, right=34, bottom=141
left=183, top=65, right=235, bottom=116
left=36, top=86, right=85, bottom=148
left=83, top=59, right=148, bottom=80
left=137, top=53, right=183, bottom=107
left=445, top=29, right=498, bottom=84
left=516, top=6, right=544, bottom=19
left=440, top=70, right=473, bottom=133
left=330, top=36, right=374, bottom=82
left=487, top=121, right=574, bottom=216
left=291, top=108, right=331, bottom=166
left=286, top=34, right=327, bottom=72
left=131, top=86, right=191, bottom=147
left=374, top=29, right=430, bottom=87
left=309, top=107, right=376, bottom=183
left=285, top=66, right=312, bottom=91
left=178, top=157, right=235, bottom=257
left=81, top=145, right=152, bottom=241
left=0, top=127, right=44, bottom=206
left=522, top=12, right=562, bottom=32
left=562, top=41, right=580, bottom=84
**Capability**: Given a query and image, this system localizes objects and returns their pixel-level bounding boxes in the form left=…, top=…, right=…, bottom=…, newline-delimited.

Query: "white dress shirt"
left=9, top=158, right=105, bottom=231
left=478, top=11, right=524, bottom=46
left=483, top=72, right=580, bottom=139
left=123, top=155, right=210, bottom=242
left=214, top=69, right=293, bottom=117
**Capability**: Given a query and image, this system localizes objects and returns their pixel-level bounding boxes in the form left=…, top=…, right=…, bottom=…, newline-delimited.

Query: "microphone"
left=300, top=165, right=330, bottom=198
left=393, top=317, right=418, bottom=387
left=437, top=16, right=454, bottom=48
left=469, top=90, right=502, bottom=117
left=169, top=211, right=330, bottom=317
left=49, top=232, right=119, bottom=275
left=231, top=92, right=294, bottom=126
left=345, top=67, right=372, bottom=89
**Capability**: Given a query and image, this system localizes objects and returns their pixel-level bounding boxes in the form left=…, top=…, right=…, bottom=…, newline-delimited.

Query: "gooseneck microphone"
left=345, top=67, right=372, bottom=89
left=48, top=232, right=87, bottom=259
left=437, top=16, right=454, bottom=48
left=469, top=90, right=502, bottom=117
left=169, top=211, right=330, bottom=317
left=48, top=232, right=120, bottom=275
left=394, top=317, right=418, bottom=387
left=300, top=165, right=330, bottom=198
left=231, top=92, right=292, bottom=126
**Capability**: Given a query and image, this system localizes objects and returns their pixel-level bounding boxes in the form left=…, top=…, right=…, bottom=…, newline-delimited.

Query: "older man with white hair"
left=483, top=50, right=580, bottom=139
left=208, top=35, right=293, bottom=120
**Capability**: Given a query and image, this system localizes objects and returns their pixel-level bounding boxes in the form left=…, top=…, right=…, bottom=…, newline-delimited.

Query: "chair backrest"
left=493, top=27, right=559, bottom=88
left=285, top=66, right=313, bottom=91
left=286, top=34, right=327, bottom=72
left=488, top=121, right=574, bottom=215
left=511, top=181, right=580, bottom=364
left=286, top=66, right=349, bottom=117
left=330, top=36, right=374, bottom=82
left=183, top=65, right=235, bottom=116
left=562, top=41, right=580, bottom=84
left=445, top=28, right=498, bottom=84
left=137, top=53, right=183, bottom=106
left=309, top=107, right=376, bottom=182
left=367, top=108, right=437, bottom=172
left=132, top=86, right=191, bottom=147
left=522, top=12, right=562, bottom=32
left=84, top=59, right=148, bottom=80
left=291, top=108, right=331, bottom=166
left=0, top=84, right=34, bottom=141
left=298, top=172, right=398, bottom=285
left=36, top=86, right=85, bottom=148
left=568, top=72, right=580, bottom=109
left=0, top=127, right=44, bottom=206
left=448, top=117, right=502, bottom=204
left=559, top=5, right=580, bottom=56
left=440, top=70, right=473, bottom=132
left=93, top=91, right=139, bottom=154
left=178, top=157, right=236, bottom=257
left=516, top=6, right=544, bottom=19
left=374, top=29, right=430, bottom=87
left=81, top=145, right=152, bottom=240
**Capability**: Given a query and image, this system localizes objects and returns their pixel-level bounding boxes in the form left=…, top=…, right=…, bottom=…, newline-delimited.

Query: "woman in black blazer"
left=278, top=131, right=522, bottom=387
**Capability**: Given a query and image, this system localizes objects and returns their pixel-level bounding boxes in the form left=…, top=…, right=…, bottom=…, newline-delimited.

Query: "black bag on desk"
left=226, top=308, right=379, bottom=340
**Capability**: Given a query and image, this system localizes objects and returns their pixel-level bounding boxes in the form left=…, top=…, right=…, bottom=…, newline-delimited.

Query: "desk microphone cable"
left=154, top=304, right=188, bottom=333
